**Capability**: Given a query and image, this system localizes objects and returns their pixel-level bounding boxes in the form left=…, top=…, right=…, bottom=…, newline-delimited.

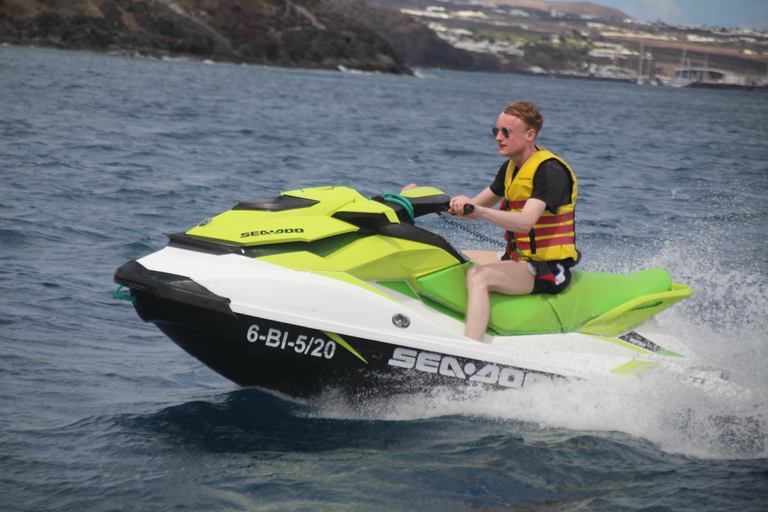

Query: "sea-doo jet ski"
left=114, top=186, right=697, bottom=399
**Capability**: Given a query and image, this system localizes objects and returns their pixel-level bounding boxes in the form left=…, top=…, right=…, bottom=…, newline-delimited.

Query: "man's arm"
left=472, top=198, right=547, bottom=233
left=449, top=187, right=502, bottom=218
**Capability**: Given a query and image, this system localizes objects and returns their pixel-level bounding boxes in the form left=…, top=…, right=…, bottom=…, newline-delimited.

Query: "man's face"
left=495, top=113, right=532, bottom=159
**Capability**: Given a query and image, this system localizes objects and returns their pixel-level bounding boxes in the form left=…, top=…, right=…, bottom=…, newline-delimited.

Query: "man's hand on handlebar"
left=449, top=196, right=476, bottom=216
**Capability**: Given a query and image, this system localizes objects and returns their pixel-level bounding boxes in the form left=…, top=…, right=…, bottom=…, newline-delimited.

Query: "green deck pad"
left=416, top=264, right=680, bottom=336
left=415, top=262, right=562, bottom=335
left=548, top=268, right=672, bottom=331
left=418, top=293, right=477, bottom=326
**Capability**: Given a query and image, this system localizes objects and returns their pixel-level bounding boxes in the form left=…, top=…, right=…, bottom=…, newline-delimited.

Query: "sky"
left=549, top=0, right=768, bottom=31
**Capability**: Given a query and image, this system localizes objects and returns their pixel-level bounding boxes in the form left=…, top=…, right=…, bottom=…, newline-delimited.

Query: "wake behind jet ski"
left=114, top=185, right=702, bottom=399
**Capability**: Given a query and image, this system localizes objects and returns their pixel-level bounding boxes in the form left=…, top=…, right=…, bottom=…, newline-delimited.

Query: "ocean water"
left=1, top=45, right=767, bottom=511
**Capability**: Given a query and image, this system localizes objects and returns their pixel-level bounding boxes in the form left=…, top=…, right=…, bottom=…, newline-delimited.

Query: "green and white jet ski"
left=114, top=185, right=701, bottom=399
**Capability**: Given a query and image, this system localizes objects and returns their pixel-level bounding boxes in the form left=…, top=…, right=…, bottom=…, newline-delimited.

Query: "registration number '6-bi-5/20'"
left=246, top=325, right=336, bottom=359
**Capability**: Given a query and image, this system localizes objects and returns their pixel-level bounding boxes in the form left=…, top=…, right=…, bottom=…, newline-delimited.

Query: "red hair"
left=503, top=100, right=543, bottom=135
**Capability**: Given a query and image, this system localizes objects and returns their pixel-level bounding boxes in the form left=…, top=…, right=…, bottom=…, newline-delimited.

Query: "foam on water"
left=302, top=236, right=768, bottom=460
left=308, top=369, right=765, bottom=460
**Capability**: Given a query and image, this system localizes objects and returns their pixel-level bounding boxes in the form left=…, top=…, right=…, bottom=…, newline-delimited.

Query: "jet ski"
left=114, top=185, right=699, bottom=399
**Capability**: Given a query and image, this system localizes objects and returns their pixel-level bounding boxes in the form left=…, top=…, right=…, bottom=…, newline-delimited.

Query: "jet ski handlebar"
left=396, top=187, right=473, bottom=218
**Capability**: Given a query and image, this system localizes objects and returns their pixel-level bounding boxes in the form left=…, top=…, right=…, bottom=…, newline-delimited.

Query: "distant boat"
left=673, top=66, right=745, bottom=86
left=663, top=48, right=748, bottom=88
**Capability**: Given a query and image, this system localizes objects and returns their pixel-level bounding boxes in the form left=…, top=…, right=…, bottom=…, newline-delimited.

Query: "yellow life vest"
left=501, top=147, right=578, bottom=262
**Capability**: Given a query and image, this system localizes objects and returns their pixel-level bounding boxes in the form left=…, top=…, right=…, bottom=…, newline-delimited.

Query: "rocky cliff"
left=0, top=0, right=412, bottom=73
left=323, top=0, right=505, bottom=71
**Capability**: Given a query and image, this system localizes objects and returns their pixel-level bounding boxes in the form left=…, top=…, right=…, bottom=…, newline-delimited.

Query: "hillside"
left=2, top=0, right=767, bottom=84
left=367, top=0, right=768, bottom=85
left=492, top=0, right=627, bottom=21
left=0, top=0, right=412, bottom=73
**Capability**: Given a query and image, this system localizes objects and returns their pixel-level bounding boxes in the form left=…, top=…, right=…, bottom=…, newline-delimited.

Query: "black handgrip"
left=463, top=204, right=475, bottom=215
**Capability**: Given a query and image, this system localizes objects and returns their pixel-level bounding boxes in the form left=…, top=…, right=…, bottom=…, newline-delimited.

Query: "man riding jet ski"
left=114, top=181, right=697, bottom=399
left=406, top=99, right=580, bottom=342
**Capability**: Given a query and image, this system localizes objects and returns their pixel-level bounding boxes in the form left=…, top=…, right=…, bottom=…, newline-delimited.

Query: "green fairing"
left=186, top=187, right=398, bottom=245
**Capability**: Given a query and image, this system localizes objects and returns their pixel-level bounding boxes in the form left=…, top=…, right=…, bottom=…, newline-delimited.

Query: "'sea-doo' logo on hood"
left=241, top=228, right=304, bottom=238
left=388, top=347, right=552, bottom=389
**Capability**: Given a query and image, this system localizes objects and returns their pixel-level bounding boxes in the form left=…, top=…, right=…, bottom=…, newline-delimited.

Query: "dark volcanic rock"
left=323, top=0, right=505, bottom=71
left=0, top=0, right=412, bottom=73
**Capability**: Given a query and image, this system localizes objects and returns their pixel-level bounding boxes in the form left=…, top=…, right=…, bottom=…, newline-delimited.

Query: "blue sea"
left=2, top=45, right=767, bottom=511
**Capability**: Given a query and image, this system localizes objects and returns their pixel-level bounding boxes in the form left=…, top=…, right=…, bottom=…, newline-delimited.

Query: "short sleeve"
left=529, top=159, right=573, bottom=213
left=489, top=161, right=510, bottom=197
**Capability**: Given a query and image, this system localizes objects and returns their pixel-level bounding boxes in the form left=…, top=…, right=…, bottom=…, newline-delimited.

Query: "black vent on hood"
left=232, top=195, right=319, bottom=212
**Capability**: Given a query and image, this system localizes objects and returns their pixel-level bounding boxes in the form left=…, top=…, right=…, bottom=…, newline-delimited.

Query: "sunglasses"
left=492, top=127, right=529, bottom=138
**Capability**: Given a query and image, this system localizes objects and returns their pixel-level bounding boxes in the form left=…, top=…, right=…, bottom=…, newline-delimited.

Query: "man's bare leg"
left=464, top=260, right=535, bottom=341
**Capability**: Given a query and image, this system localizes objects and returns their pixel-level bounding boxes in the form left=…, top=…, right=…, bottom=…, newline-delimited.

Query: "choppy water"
left=2, top=45, right=767, bottom=511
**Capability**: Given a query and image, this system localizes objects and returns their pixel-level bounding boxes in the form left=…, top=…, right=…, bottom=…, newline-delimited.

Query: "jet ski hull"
left=117, top=257, right=567, bottom=399
left=115, top=245, right=694, bottom=400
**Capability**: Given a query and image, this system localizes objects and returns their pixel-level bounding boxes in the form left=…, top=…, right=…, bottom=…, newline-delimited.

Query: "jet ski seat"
left=416, top=265, right=680, bottom=336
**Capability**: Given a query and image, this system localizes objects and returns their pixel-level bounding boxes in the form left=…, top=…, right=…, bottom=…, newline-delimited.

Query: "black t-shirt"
left=489, top=158, right=573, bottom=214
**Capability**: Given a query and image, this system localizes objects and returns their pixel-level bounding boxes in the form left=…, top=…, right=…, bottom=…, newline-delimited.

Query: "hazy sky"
left=549, top=0, right=768, bottom=31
